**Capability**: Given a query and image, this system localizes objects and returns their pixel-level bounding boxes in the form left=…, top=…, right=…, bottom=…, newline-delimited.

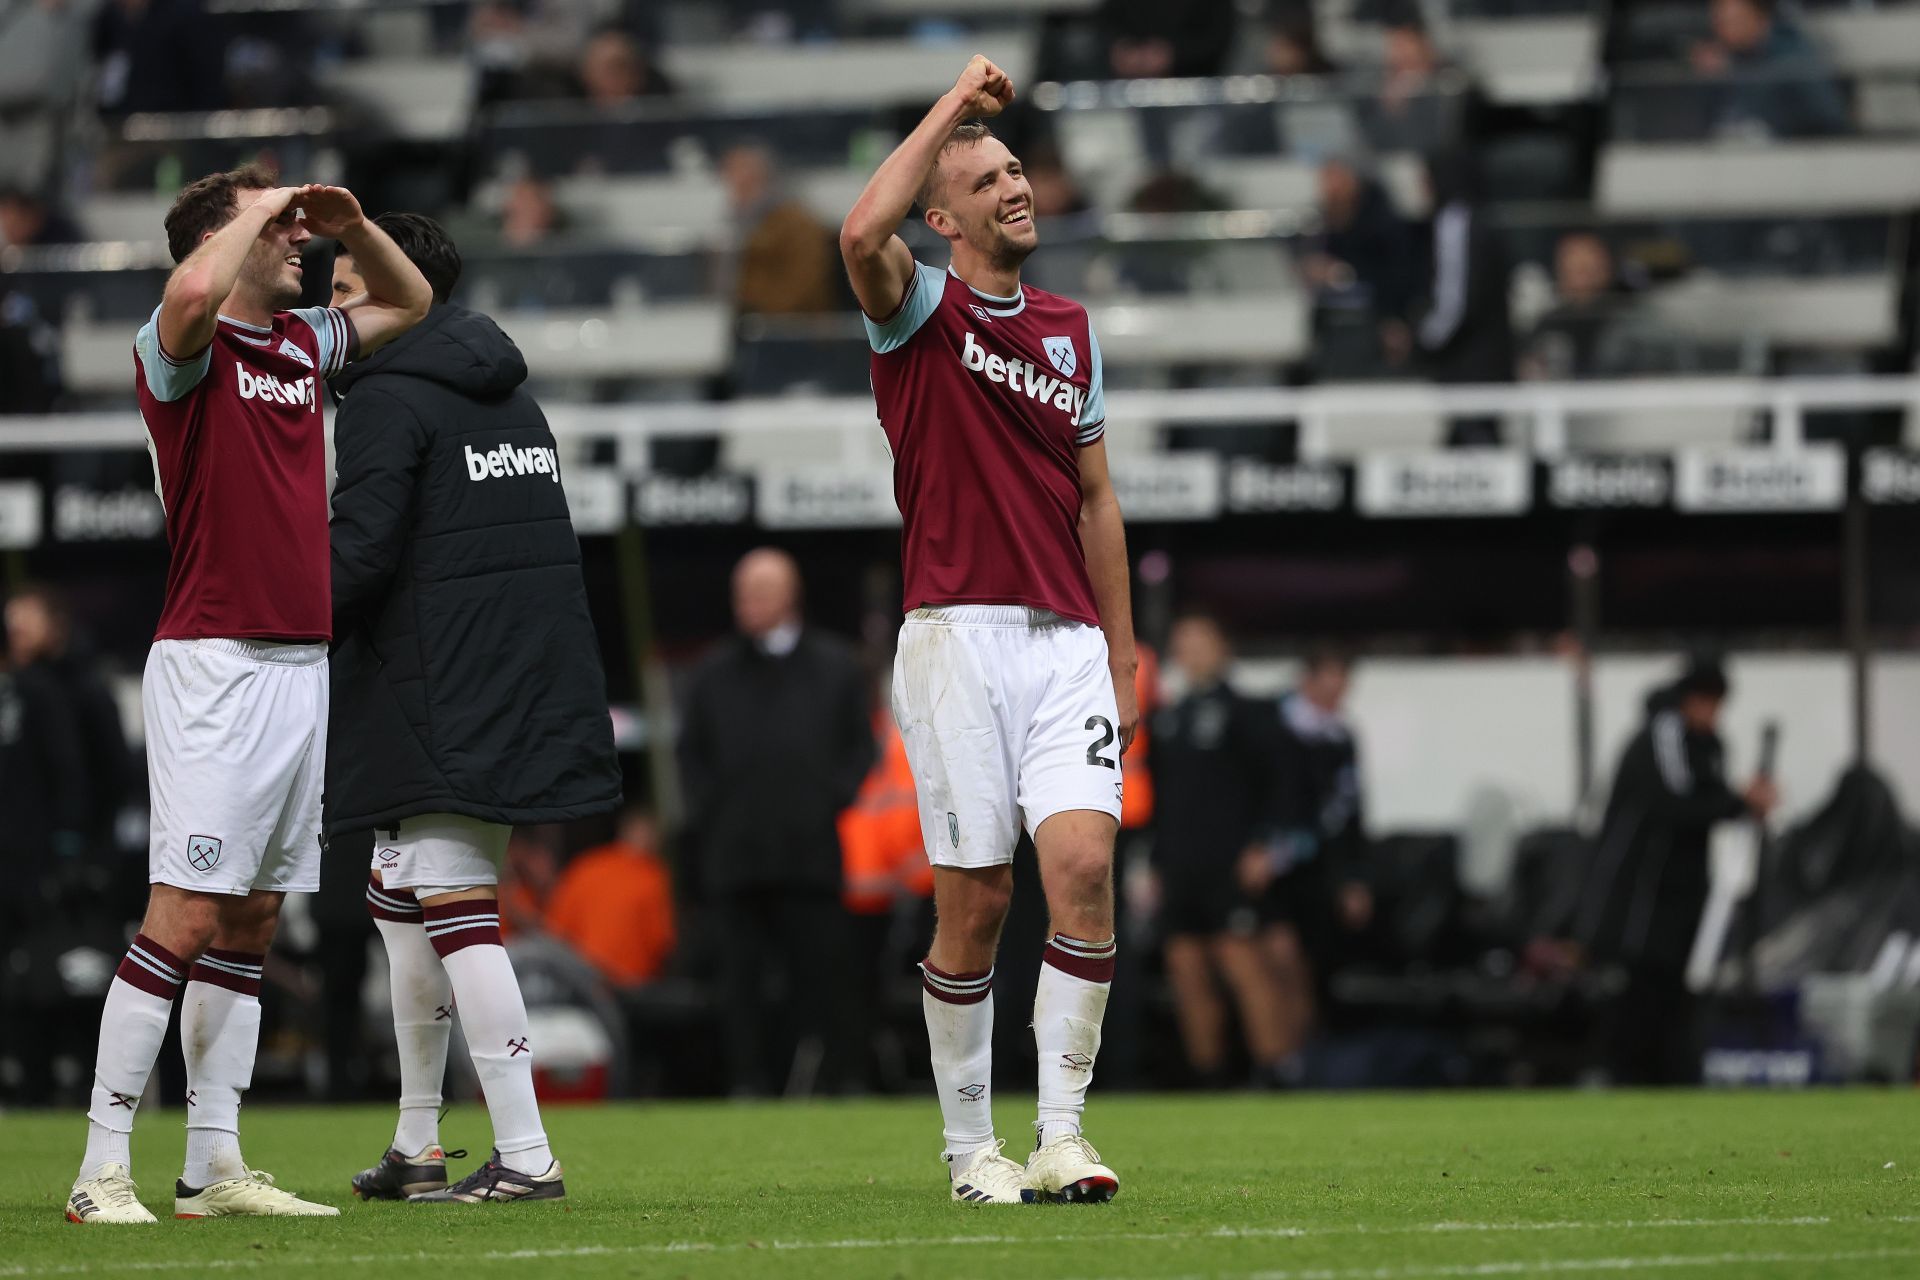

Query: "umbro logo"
left=1061, top=1052, right=1094, bottom=1071
left=957, top=1083, right=986, bottom=1101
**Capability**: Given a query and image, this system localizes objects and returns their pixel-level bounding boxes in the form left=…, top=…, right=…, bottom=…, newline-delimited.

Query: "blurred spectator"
left=545, top=806, right=677, bottom=987
left=0, top=290, right=63, bottom=412
left=497, top=175, right=565, bottom=249
left=0, top=641, right=86, bottom=889
left=0, top=186, right=82, bottom=248
left=499, top=828, right=561, bottom=938
left=1024, top=145, right=1092, bottom=223
left=470, top=0, right=628, bottom=101
left=1303, top=157, right=1418, bottom=378
left=0, top=0, right=88, bottom=193
left=577, top=25, right=672, bottom=108
left=722, top=142, right=836, bottom=316
left=677, top=548, right=874, bottom=1095
left=1101, top=0, right=1237, bottom=79
left=5, top=584, right=128, bottom=861
left=92, top=0, right=227, bottom=118
left=1121, top=171, right=1228, bottom=295
left=838, top=697, right=931, bottom=1090
left=1520, top=232, right=1628, bottom=382
left=1573, top=657, right=1776, bottom=1085
left=1690, top=0, right=1849, bottom=139
left=1264, top=8, right=1335, bottom=77
left=1413, top=151, right=1513, bottom=444
left=1242, top=647, right=1372, bottom=1074
left=1364, top=11, right=1463, bottom=154
left=1150, top=614, right=1291, bottom=1087
left=731, top=0, right=838, bottom=45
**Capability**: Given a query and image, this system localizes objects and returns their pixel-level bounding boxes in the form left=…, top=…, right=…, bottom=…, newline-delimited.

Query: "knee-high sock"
left=423, top=900, right=553, bottom=1175
left=1034, top=934, right=1115, bottom=1147
left=369, top=877, right=451, bottom=1154
left=920, top=962, right=996, bottom=1161
left=180, top=948, right=265, bottom=1187
left=79, top=935, right=186, bottom=1182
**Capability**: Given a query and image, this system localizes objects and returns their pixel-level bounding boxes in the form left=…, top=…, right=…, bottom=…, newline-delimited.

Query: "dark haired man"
left=69, top=166, right=429, bottom=1225
left=328, top=213, right=621, bottom=1203
left=841, top=57, right=1136, bottom=1205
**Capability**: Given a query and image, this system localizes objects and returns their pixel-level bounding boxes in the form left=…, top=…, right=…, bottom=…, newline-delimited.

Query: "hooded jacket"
left=324, top=304, right=621, bottom=835
left=1575, top=685, right=1749, bottom=971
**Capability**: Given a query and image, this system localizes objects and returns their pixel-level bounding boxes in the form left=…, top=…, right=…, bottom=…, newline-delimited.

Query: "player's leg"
left=388, top=815, right=562, bottom=1204
left=1163, top=933, right=1229, bottom=1082
left=1019, top=621, right=1126, bottom=1203
left=1211, top=931, right=1296, bottom=1083
left=173, top=643, right=337, bottom=1219
left=353, top=865, right=456, bottom=1200
left=892, top=612, right=1030, bottom=1203
left=70, top=884, right=220, bottom=1224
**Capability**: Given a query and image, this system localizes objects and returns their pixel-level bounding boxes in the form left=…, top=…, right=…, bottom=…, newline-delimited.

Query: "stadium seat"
left=1598, top=141, right=1920, bottom=216
left=492, top=305, right=732, bottom=381
left=660, top=36, right=1036, bottom=110
left=317, top=58, right=475, bottom=142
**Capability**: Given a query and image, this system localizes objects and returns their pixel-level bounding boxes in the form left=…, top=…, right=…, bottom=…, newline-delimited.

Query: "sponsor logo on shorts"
left=947, top=812, right=960, bottom=848
left=186, top=834, right=222, bottom=872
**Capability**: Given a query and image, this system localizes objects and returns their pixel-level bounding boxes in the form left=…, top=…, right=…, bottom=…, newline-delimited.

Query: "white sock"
left=179, top=949, right=265, bottom=1188
left=79, top=934, right=185, bottom=1183
left=424, top=900, right=553, bottom=1175
left=920, top=961, right=996, bottom=1162
left=369, top=877, right=452, bottom=1156
left=1034, top=934, right=1115, bottom=1147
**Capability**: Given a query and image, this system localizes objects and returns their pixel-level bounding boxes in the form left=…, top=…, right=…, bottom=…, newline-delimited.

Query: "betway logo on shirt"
left=961, top=332, right=1088, bottom=427
left=235, top=364, right=316, bottom=408
left=466, top=442, right=561, bottom=484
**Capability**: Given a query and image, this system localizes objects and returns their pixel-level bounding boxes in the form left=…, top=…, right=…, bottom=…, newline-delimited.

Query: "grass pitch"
left=3, top=1091, right=1916, bottom=1278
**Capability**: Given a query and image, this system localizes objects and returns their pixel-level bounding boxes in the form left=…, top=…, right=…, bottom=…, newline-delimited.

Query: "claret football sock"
left=424, top=900, right=554, bottom=1176
left=79, top=934, right=186, bottom=1183
left=1033, top=934, right=1115, bottom=1148
left=920, top=961, right=997, bottom=1160
left=180, top=948, right=265, bottom=1188
left=369, top=875, right=452, bottom=1155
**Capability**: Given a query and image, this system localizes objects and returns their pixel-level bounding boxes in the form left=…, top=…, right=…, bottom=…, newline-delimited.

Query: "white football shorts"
left=145, top=638, right=328, bottom=896
left=370, top=813, right=512, bottom=899
left=892, top=605, right=1124, bottom=870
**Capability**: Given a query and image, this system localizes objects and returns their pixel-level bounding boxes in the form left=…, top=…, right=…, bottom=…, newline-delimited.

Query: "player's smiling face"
left=928, top=136, right=1037, bottom=267
left=232, top=188, right=313, bottom=311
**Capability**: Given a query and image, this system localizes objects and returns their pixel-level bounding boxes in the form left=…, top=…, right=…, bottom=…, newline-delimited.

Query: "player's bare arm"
left=840, top=54, right=1014, bottom=319
left=157, top=186, right=301, bottom=360
left=1077, top=438, right=1139, bottom=750
left=299, top=185, right=431, bottom=355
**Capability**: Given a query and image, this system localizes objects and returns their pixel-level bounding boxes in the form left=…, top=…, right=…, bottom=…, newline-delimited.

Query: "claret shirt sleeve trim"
left=863, top=261, right=947, bottom=354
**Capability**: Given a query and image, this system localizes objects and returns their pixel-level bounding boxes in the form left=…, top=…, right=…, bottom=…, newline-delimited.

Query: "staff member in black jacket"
left=1149, top=613, right=1290, bottom=1087
left=678, top=548, right=873, bottom=1095
left=326, top=215, right=621, bottom=1204
left=1575, top=658, right=1775, bottom=1084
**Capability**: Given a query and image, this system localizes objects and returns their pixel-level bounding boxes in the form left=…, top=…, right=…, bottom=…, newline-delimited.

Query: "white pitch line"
left=0, top=1214, right=1879, bottom=1278
left=1071, top=1246, right=1920, bottom=1280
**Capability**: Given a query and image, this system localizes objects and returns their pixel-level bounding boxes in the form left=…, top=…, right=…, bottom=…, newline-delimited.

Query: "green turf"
left=2, top=1091, right=1916, bottom=1278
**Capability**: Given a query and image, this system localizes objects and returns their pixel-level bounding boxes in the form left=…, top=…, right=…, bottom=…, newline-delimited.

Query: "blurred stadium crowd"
left=4, top=0, right=1920, bottom=1106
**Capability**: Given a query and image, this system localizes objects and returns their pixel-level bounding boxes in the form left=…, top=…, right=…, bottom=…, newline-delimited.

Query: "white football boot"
left=1025, top=1132, right=1119, bottom=1203
left=174, top=1168, right=339, bottom=1217
left=66, top=1164, right=157, bottom=1224
left=946, top=1140, right=1036, bottom=1204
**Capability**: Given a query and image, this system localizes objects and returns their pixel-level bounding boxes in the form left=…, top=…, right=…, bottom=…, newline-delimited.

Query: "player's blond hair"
left=916, top=121, right=995, bottom=214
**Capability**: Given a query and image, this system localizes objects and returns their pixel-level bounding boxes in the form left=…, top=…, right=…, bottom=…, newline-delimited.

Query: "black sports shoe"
left=351, top=1145, right=464, bottom=1201
left=408, top=1150, right=565, bottom=1203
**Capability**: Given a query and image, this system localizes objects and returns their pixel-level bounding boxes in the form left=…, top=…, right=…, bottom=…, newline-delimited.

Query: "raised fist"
left=950, top=54, right=1015, bottom=118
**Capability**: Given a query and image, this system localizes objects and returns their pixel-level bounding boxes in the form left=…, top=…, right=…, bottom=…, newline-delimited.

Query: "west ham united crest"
left=1042, top=335, right=1077, bottom=378
left=186, top=834, right=223, bottom=872
left=947, top=811, right=960, bottom=848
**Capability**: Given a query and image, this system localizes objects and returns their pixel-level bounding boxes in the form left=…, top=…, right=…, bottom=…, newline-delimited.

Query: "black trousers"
left=714, top=888, right=852, bottom=1097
